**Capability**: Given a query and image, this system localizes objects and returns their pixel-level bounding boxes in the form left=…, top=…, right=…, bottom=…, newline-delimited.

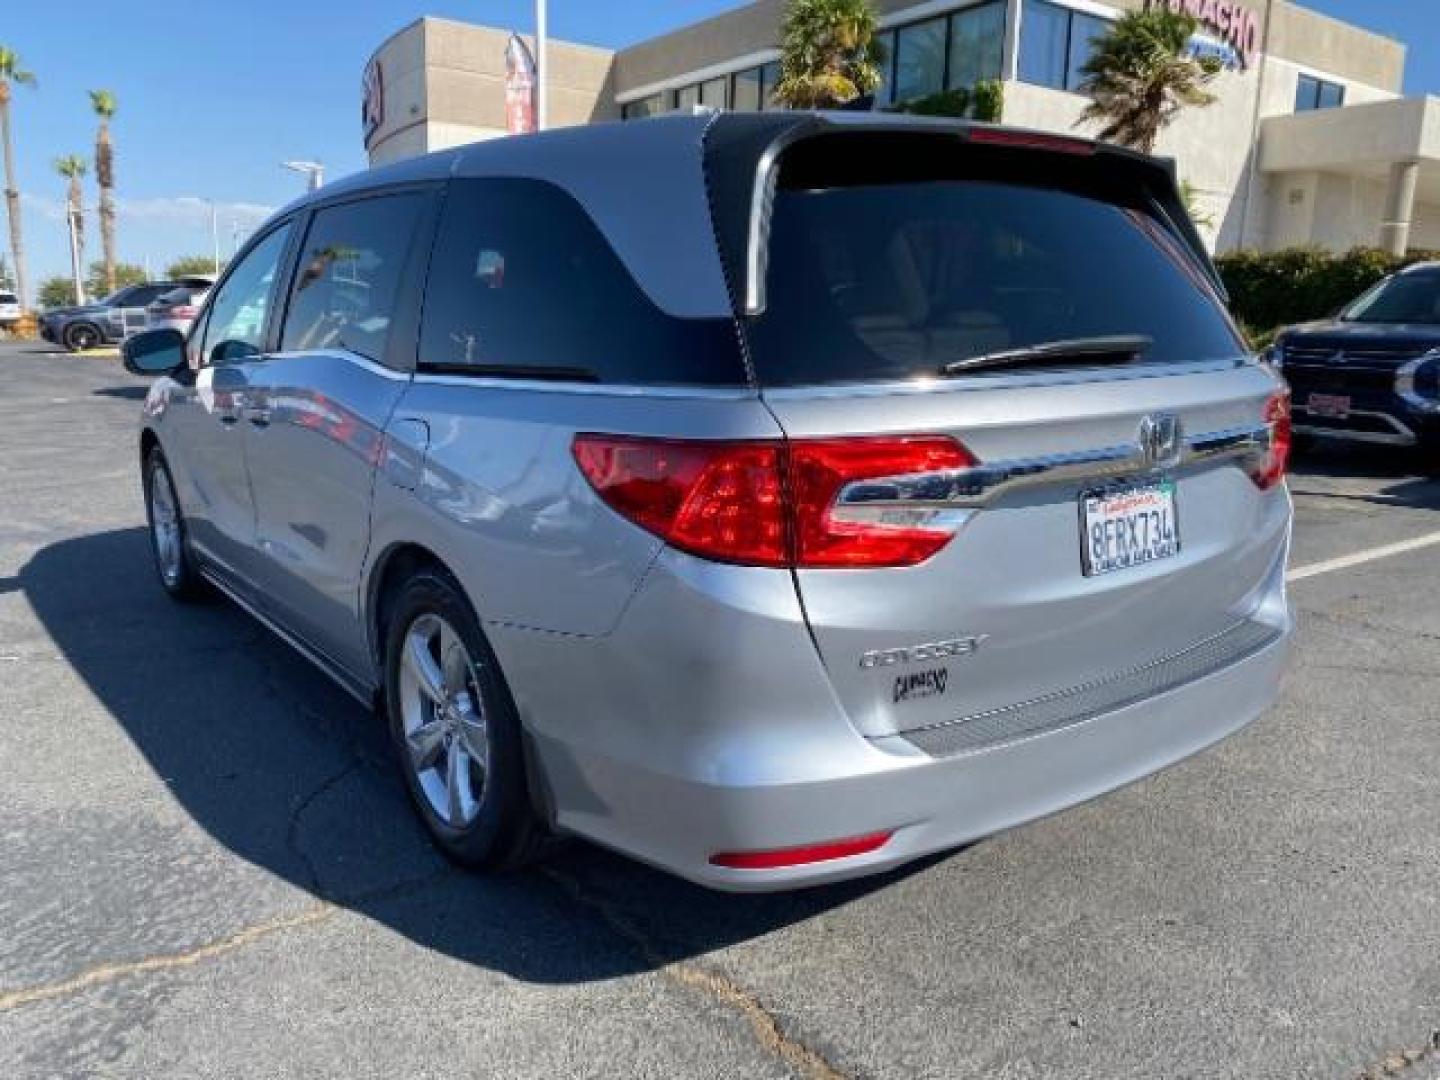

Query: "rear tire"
left=383, top=569, right=545, bottom=871
left=143, top=448, right=211, bottom=602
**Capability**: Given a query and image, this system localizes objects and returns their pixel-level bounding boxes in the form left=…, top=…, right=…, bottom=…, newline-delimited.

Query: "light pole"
left=65, top=203, right=85, bottom=305
left=209, top=200, right=220, bottom=274
left=536, top=0, right=548, bottom=131
left=281, top=160, right=325, bottom=192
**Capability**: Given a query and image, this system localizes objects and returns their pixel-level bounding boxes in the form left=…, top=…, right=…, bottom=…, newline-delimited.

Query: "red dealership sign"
left=1154, top=0, right=1260, bottom=68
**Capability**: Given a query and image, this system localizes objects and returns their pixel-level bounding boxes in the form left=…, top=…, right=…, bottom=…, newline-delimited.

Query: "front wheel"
left=143, top=448, right=210, bottom=602
left=63, top=322, right=102, bottom=352
left=383, top=570, right=545, bottom=871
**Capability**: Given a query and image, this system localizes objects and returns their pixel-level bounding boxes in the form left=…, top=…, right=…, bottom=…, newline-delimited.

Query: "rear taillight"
left=709, top=830, right=894, bottom=870
left=571, top=434, right=975, bottom=569
left=1249, top=390, right=1291, bottom=491
left=171, top=305, right=198, bottom=319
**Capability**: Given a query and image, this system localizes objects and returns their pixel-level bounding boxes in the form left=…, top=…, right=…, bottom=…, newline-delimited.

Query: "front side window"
left=279, top=193, right=423, bottom=363
left=199, top=223, right=292, bottom=366
left=417, top=178, right=745, bottom=386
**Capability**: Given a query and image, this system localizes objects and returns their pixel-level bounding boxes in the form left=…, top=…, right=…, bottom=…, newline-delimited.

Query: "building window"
left=894, top=17, right=948, bottom=103
left=949, top=2, right=1006, bottom=89
left=699, top=75, right=729, bottom=108
left=1295, top=74, right=1345, bottom=112
left=732, top=66, right=762, bottom=111
left=760, top=61, right=782, bottom=109
left=674, top=83, right=700, bottom=110
left=622, top=94, right=664, bottom=120
left=1019, top=0, right=1110, bottom=93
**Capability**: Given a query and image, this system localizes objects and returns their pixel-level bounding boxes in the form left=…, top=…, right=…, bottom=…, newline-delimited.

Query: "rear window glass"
left=417, top=177, right=745, bottom=386
left=748, top=168, right=1243, bottom=387
left=1342, top=271, right=1440, bottom=325
left=0, top=293, right=15, bottom=303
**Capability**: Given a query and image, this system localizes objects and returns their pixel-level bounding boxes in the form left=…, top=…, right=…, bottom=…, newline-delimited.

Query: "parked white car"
left=0, top=290, right=20, bottom=331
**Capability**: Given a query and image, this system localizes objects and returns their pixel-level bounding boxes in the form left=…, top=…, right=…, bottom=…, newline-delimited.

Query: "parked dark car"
left=41, top=277, right=213, bottom=351
left=1271, top=262, right=1440, bottom=457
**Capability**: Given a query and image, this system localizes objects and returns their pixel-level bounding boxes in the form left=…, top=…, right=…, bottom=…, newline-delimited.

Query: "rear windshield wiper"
left=940, top=335, right=1153, bottom=377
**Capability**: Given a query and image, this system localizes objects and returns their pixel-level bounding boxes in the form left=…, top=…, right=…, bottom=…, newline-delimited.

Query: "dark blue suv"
left=1272, top=263, right=1440, bottom=459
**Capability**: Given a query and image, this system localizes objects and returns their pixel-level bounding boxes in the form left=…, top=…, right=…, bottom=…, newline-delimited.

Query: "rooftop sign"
left=1154, top=0, right=1261, bottom=68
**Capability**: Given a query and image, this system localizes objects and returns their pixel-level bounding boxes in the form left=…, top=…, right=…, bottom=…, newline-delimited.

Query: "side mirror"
left=122, top=328, right=186, bottom=376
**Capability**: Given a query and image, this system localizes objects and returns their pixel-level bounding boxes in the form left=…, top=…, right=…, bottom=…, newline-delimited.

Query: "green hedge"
left=1216, top=246, right=1440, bottom=340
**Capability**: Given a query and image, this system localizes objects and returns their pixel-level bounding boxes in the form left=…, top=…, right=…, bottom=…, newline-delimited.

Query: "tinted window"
left=949, top=2, right=1006, bottom=88
left=760, top=61, right=782, bottom=110
left=732, top=67, right=762, bottom=111
left=748, top=170, right=1242, bottom=387
left=1342, top=273, right=1440, bottom=325
left=622, top=94, right=664, bottom=119
left=417, top=178, right=745, bottom=386
left=200, top=223, right=292, bottom=366
left=123, top=285, right=168, bottom=307
left=894, top=18, right=947, bottom=103
left=280, top=193, right=423, bottom=362
left=1295, top=74, right=1345, bottom=112
left=1020, top=1, right=1106, bottom=92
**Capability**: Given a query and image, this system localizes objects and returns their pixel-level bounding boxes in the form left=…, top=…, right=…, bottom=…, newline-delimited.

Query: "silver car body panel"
left=140, top=114, right=1294, bottom=890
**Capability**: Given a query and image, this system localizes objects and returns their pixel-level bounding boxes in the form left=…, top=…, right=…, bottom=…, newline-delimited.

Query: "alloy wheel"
left=149, top=464, right=184, bottom=588
left=397, top=613, right=489, bottom=828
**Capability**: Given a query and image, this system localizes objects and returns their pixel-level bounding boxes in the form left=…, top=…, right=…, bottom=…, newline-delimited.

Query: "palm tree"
left=774, top=0, right=885, bottom=109
left=1074, top=9, right=1222, bottom=156
left=55, top=155, right=87, bottom=303
left=89, top=89, right=118, bottom=295
left=0, top=47, right=36, bottom=310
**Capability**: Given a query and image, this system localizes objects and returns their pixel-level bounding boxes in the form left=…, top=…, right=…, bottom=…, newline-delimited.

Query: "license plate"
left=1307, top=392, right=1351, bottom=419
left=1081, top=482, right=1180, bottom=577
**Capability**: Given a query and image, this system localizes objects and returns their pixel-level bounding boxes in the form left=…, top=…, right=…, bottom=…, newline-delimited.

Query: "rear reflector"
left=571, top=434, right=975, bottom=569
left=966, top=128, right=1097, bottom=156
left=1249, top=390, right=1291, bottom=491
left=709, top=831, right=894, bottom=870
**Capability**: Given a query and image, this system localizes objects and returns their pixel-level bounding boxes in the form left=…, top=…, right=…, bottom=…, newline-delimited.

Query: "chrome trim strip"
left=836, top=423, right=1270, bottom=509
left=410, top=374, right=757, bottom=400
left=759, top=357, right=1254, bottom=399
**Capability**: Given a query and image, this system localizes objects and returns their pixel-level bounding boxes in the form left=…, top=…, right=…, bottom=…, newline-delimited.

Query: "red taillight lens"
left=709, top=830, right=894, bottom=870
left=788, top=437, right=975, bottom=567
left=571, top=434, right=974, bottom=569
left=571, top=435, right=788, bottom=567
left=1249, top=390, right=1291, bottom=491
left=172, top=305, right=198, bottom=319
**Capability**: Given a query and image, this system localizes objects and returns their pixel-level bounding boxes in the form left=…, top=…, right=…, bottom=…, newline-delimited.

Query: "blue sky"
left=5, top=0, right=1435, bottom=290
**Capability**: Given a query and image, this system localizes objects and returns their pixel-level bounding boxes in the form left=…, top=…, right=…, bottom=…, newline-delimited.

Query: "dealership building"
left=363, top=0, right=1438, bottom=255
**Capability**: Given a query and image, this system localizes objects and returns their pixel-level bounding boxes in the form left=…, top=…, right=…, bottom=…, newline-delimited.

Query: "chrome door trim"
left=834, top=423, right=1272, bottom=511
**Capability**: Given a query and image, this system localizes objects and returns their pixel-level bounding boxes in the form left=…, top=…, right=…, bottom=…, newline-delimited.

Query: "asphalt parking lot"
left=4, top=341, right=1440, bottom=1080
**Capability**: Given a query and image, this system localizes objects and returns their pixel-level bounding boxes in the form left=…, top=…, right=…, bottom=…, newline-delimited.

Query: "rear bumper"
left=501, top=541, right=1293, bottom=893
left=529, top=622, right=1290, bottom=891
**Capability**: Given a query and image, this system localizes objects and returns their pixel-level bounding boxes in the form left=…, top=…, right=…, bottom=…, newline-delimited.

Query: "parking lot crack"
left=541, top=868, right=849, bottom=1080
left=0, top=904, right=335, bottom=1014
left=285, top=753, right=367, bottom=899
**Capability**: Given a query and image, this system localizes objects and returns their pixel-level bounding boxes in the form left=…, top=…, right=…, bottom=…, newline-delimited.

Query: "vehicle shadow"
left=18, top=527, right=936, bottom=985
left=1290, top=440, right=1440, bottom=510
left=92, top=385, right=149, bottom=401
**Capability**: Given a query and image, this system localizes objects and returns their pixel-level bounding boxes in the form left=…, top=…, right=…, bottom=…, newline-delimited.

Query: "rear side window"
left=748, top=152, right=1243, bottom=387
left=417, top=178, right=745, bottom=386
left=281, top=193, right=424, bottom=362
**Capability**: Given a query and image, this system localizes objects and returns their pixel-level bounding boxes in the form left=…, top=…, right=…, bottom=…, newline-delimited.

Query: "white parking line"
left=1287, top=530, right=1440, bottom=583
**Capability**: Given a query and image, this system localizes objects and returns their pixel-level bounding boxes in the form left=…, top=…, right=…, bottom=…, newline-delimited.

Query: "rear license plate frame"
left=1079, top=479, right=1181, bottom=578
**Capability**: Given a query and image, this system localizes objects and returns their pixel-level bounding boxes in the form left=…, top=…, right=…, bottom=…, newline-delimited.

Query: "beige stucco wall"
left=366, top=17, right=617, bottom=165
left=610, top=0, right=1403, bottom=102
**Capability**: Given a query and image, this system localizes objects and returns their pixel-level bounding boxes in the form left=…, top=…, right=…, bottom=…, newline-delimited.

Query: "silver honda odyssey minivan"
left=123, top=113, right=1293, bottom=891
